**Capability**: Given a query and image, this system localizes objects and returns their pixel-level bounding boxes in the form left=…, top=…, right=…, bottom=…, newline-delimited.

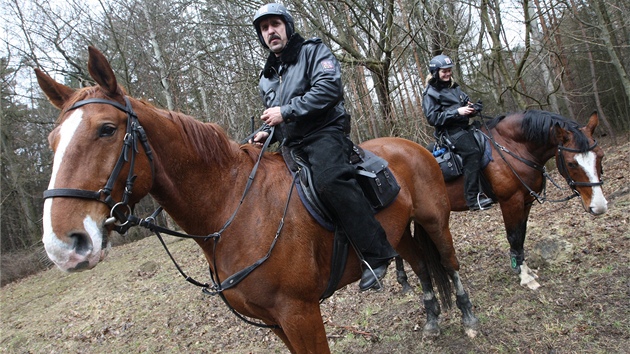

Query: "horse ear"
left=34, top=68, right=75, bottom=109
left=87, top=46, right=119, bottom=96
left=553, top=123, right=570, bottom=145
left=584, top=111, right=599, bottom=135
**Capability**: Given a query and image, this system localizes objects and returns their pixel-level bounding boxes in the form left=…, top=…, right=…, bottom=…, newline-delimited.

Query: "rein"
left=126, top=126, right=288, bottom=329
left=44, top=97, right=286, bottom=329
left=479, top=115, right=600, bottom=204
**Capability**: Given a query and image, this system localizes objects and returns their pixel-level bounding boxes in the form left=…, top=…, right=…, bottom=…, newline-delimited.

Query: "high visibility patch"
left=321, top=60, right=335, bottom=72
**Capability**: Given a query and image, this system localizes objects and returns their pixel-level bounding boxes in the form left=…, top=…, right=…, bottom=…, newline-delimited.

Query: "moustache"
left=268, top=34, right=281, bottom=41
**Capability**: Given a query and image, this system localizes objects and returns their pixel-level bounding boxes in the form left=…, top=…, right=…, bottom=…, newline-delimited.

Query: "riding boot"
left=454, top=131, right=493, bottom=211
left=465, top=172, right=493, bottom=211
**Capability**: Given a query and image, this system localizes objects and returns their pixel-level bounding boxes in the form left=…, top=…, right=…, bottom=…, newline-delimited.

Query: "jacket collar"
left=430, top=78, right=459, bottom=90
left=262, top=33, right=305, bottom=78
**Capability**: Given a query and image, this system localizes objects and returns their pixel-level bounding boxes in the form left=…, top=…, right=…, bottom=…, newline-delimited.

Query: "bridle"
left=480, top=117, right=604, bottom=203
left=556, top=143, right=604, bottom=196
left=42, top=97, right=155, bottom=234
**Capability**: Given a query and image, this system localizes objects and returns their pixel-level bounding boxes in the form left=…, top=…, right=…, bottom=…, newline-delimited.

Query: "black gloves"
left=471, top=99, right=483, bottom=112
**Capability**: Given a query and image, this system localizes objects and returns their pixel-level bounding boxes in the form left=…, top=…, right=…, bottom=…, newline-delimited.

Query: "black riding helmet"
left=252, top=3, right=295, bottom=49
left=428, top=54, right=454, bottom=76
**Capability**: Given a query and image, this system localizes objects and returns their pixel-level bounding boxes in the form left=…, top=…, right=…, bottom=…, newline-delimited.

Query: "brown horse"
left=36, top=46, right=477, bottom=353
left=396, top=110, right=607, bottom=291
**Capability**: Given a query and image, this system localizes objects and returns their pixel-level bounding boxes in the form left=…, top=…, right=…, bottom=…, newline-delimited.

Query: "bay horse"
left=396, top=110, right=607, bottom=291
left=36, top=46, right=477, bottom=353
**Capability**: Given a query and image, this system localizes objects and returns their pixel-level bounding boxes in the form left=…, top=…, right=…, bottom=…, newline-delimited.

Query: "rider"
left=249, top=3, right=397, bottom=290
left=422, top=54, right=493, bottom=211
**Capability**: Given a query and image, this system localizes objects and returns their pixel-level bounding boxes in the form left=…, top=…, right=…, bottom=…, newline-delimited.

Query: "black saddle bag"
left=354, top=152, right=400, bottom=209
left=435, top=148, right=463, bottom=181
left=430, top=134, right=464, bottom=182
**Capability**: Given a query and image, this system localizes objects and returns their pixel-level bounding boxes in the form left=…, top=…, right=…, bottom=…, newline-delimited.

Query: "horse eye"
left=567, top=162, right=577, bottom=168
left=99, top=124, right=117, bottom=137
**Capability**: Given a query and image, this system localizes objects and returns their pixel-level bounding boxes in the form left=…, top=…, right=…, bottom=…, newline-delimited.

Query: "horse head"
left=553, top=112, right=607, bottom=215
left=36, top=46, right=154, bottom=272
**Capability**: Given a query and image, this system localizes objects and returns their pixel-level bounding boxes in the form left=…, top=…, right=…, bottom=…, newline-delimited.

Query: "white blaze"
left=42, top=110, right=84, bottom=265
left=575, top=151, right=608, bottom=214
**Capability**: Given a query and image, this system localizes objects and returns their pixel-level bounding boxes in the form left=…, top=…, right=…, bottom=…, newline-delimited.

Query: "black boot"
left=359, top=258, right=390, bottom=291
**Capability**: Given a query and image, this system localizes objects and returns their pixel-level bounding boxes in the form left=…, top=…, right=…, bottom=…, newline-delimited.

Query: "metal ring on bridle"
left=109, top=202, right=132, bottom=227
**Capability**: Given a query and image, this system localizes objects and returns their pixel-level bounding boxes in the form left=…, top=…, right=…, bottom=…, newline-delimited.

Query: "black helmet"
left=252, top=3, right=295, bottom=49
left=428, top=54, right=454, bottom=76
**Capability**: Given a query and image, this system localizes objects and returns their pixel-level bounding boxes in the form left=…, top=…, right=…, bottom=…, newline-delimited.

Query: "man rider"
left=250, top=3, right=397, bottom=290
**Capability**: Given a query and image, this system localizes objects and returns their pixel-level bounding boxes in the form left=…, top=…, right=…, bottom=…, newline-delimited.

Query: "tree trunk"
left=140, top=1, right=174, bottom=110
left=592, top=0, right=630, bottom=110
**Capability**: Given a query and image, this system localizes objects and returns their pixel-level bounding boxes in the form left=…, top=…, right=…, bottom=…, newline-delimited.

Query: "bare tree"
left=290, top=0, right=415, bottom=136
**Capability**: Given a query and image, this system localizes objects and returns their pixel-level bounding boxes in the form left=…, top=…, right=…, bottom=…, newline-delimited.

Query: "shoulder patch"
left=321, top=60, right=336, bottom=72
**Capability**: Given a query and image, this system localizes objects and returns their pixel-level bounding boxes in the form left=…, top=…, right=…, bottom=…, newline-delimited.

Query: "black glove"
left=472, top=99, right=483, bottom=112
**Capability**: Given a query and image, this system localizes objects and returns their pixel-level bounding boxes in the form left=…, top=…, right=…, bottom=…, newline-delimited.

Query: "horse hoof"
left=465, top=327, right=478, bottom=338
left=461, top=315, right=479, bottom=338
left=519, top=263, right=540, bottom=290
left=400, top=283, right=413, bottom=294
left=522, top=279, right=540, bottom=290
left=422, top=324, right=440, bottom=338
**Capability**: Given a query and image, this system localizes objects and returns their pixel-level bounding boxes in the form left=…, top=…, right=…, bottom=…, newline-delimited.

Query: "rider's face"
left=259, top=16, right=288, bottom=55
left=438, top=68, right=452, bottom=82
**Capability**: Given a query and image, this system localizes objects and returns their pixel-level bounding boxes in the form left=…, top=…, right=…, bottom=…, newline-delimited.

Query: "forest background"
left=1, top=0, right=629, bottom=285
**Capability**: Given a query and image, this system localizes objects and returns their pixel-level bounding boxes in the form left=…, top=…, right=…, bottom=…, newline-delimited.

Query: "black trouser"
left=292, top=130, right=397, bottom=266
left=449, top=128, right=484, bottom=206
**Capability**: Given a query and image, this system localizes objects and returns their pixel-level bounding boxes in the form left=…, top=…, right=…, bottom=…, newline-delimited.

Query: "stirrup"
left=359, top=259, right=385, bottom=291
left=475, top=193, right=493, bottom=210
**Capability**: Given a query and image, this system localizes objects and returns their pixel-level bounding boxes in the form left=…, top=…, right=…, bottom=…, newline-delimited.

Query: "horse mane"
left=488, top=110, right=591, bottom=151
left=155, top=106, right=238, bottom=167
left=149, top=108, right=280, bottom=168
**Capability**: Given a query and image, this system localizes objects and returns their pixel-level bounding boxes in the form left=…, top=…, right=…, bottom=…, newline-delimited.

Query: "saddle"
left=282, top=142, right=400, bottom=299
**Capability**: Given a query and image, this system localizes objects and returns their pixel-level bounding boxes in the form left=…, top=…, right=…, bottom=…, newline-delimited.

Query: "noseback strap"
left=43, top=188, right=102, bottom=200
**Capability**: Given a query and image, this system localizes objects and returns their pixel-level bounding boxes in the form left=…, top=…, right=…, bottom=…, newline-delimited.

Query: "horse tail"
left=414, top=221, right=453, bottom=310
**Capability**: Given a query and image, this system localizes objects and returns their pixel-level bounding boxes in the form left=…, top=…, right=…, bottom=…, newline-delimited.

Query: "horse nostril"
left=70, top=232, right=92, bottom=255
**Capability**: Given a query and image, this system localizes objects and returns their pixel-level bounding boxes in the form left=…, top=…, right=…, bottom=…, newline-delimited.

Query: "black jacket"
left=258, top=34, right=347, bottom=146
left=422, top=80, right=470, bottom=131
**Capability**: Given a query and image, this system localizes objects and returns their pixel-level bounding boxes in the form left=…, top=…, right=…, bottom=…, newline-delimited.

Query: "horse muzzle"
left=588, top=200, right=608, bottom=215
left=43, top=216, right=111, bottom=272
left=585, top=187, right=608, bottom=216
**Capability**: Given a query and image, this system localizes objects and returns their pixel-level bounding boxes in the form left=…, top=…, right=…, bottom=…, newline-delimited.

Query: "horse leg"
left=449, top=270, right=479, bottom=338
left=502, top=202, right=540, bottom=290
left=271, top=301, right=331, bottom=354
left=395, top=227, right=442, bottom=338
left=395, top=257, right=413, bottom=293
left=414, top=215, right=480, bottom=338
left=421, top=281, right=442, bottom=338
left=271, top=328, right=297, bottom=353
left=413, top=220, right=478, bottom=338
